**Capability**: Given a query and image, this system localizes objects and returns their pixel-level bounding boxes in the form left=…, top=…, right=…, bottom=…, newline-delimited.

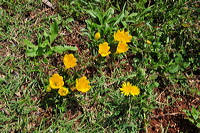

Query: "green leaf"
left=114, top=12, right=125, bottom=26
left=50, top=34, right=58, bottom=44
left=44, top=50, right=53, bottom=56
left=86, top=10, right=97, bottom=18
left=50, top=21, right=58, bottom=35
left=196, top=123, right=200, bottom=128
left=50, top=21, right=58, bottom=44
left=39, top=40, right=49, bottom=48
left=63, top=45, right=78, bottom=51
left=52, top=45, right=77, bottom=54
left=23, top=39, right=36, bottom=48
left=37, top=34, right=42, bottom=45
left=175, top=53, right=183, bottom=63
left=26, top=47, right=38, bottom=57
left=168, top=64, right=180, bottom=73
left=66, top=18, right=74, bottom=23
left=128, top=12, right=138, bottom=17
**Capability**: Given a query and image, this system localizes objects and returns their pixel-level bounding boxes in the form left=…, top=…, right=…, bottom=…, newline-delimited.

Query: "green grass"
left=1, top=0, right=200, bottom=132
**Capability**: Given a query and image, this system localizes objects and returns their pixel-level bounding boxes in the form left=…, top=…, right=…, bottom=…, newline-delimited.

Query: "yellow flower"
left=49, top=73, right=64, bottom=89
left=116, top=42, right=129, bottom=54
left=63, top=54, right=77, bottom=69
left=114, top=30, right=132, bottom=43
left=95, top=32, right=100, bottom=40
left=120, top=82, right=140, bottom=96
left=58, top=87, right=69, bottom=96
left=76, top=76, right=91, bottom=93
left=146, top=40, right=152, bottom=44
left=98, top=42, right=111, bottom=57
left=46, top=86, right=51, bottom=92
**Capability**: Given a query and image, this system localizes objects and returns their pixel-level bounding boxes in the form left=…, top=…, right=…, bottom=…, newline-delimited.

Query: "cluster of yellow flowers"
left=47, top=54, right=91, bottom=96
left=95, top=30, right=140, bottom=96
left=96, top=30, right=132, bottom=57
left=46, top=30, right=140, bottom=97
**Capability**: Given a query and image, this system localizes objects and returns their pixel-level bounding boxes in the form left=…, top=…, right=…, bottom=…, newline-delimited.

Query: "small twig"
left=149, top=112, right=185, bottom=119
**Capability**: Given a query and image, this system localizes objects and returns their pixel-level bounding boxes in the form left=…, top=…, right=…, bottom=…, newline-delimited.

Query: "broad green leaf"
left=26, top=47, right=38, bottom=57
left=52, top=45, right=77, bottom=54
left=50, top=21, right=58, bottom=44
left=50, top=34, right=58, bottom=45
left=63, top=45, right=78, bottom=51
left=23, top=39, right=36, bottom=48
left=168, top=64, right=180, bottom=73
left=50, top=21, right=58, bottom=35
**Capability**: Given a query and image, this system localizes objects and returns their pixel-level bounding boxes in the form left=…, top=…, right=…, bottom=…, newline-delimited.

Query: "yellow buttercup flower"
left=95, top=32, right=100, bottom=40
left=116, top=42, right=129, bottom=54
left=58, top=87, right=69, bottom=96
left=114, top=30, right=132, bottom=43
left=76, top=76, right=91, bottom=93
left=120, top=82, right=140, bottom=96
left=63, top=54, right=77, bottom=69
left=49, top=73, right=64, bottom=89
left=98, top=42, right=111, bottom=57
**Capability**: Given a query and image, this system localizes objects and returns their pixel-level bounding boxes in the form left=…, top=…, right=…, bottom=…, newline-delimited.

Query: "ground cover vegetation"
left=0, top=0, right=199, bottom=132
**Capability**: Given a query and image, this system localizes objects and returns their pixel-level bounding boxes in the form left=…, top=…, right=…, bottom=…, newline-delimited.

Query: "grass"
left=0, top=0, right=200, bottom=132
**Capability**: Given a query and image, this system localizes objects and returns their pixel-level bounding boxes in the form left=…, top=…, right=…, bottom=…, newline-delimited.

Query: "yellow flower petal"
left=49, top=73, right=64, bottom=89
left=76, top=76, right=91, bottom=93
left=95, top=32, right=100, bottom=40
left=116, top=42, right=129, bottom=54
left=98, top=42, right=111, bottom=57
left=63, top=54, right=77, bottom=69
left=58, top=87, right=69, bottom=96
